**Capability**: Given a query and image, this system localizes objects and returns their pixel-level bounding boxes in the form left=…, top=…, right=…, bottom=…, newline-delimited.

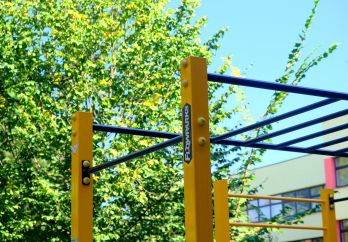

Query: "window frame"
left=246, top=185, right=324, bottom=223
left=335, top=158, right=348, bottom=188
left=340, top=219, right=348, bottom=242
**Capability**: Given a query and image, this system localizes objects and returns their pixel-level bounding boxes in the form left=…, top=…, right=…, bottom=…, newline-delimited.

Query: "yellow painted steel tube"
left=230, top=222, right=326, bottom=231
left=214, top=180, right=230, bottom=242
left=180, top=57, right=213, bottom=242
left=229, top=193, right=324, bottom=204
left=71, top=112, right=93, bottom=242
left=321, top=189, right=338, bottom=242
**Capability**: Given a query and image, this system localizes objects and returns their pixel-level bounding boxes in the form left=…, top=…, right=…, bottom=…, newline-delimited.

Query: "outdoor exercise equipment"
left=71, top=56, right=348, bottom=242
left=214, top=180, right=337, bottom=242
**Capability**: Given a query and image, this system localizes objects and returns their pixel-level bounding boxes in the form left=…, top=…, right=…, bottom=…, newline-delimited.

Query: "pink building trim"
left=324, top=157, right=336, bottom=189
left=324, top=157, right=341, bottom=241
left=337, top=221, right=341, bottom=242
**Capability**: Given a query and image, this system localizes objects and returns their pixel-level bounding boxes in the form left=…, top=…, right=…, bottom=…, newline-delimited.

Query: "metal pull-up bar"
left=210, top=98, right=337, bottom=142
left=71, top=56, right=348, bottom=242
left=244, top=109, right=348, bottom=145
left=208, top=73, right=348, bottom=100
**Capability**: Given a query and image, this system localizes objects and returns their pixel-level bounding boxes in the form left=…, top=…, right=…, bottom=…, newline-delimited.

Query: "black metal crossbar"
left=91, top=74, right=348, bottom=172
left=213, top=138, right=348, bottom=158
left=306, top=136, right=348, bottom=151
left=276, top=123, right=348, bottom=148
left=210, top=99, right=337, bottom=143
left=208, top=73, right=348, bottom=159
left=333, top=197, right=348, bottom=203
left=244, top=109, right=348, bottom=145
left=335, top=147, right=348, bottom=155
left=93, top=124, right=178, bottom=139
left=90, top=123, right=348, bottom=173
left=208, top=74, right=348, bottom=101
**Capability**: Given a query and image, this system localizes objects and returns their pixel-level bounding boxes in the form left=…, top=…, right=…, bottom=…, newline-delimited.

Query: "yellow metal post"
left=71, top=112, right=93, bottom=242
left=320, top=189, right=338, bottom=242
left=180, top=56, right=213, bottom=242
left=214, top=180, right=230, bottom=242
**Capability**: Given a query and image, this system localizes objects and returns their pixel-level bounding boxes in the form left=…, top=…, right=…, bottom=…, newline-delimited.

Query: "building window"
left=246, top=185, right=323, bottom=223
left=293, top=238, right=323, bottom=242
left=341, top=219, right=348, bottom=242
left=336, top=158, right=348, bottom=187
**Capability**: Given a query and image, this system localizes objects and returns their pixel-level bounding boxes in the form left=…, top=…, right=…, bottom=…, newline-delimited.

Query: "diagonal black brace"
left=89, top=136, right=182, bottom=173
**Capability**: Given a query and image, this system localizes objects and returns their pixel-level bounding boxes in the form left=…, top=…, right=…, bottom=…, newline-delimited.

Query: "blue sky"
left=196, top=0, right=348, bottom=166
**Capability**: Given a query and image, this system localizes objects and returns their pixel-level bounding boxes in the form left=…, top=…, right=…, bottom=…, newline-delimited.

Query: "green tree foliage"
left=0, top=0, right=337, bottom=241
left=0, top=0, right=229, bottom=241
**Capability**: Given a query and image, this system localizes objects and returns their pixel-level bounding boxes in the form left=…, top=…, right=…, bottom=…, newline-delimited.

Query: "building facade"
left=249, top=117, right=348, bottom=242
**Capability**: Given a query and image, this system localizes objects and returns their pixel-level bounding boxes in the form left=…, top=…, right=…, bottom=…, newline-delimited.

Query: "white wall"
left=271, top=213, right=323, bottom=242
left=251, top=155, right=325, bottom=195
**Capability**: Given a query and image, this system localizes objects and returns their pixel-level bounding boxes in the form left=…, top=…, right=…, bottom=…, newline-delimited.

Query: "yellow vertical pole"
left=180, top=56, right=213, bottom=242
left=71, top=112, right=93, bottom=242
left=320, top=189, right=338, bottom=242
left=214, top=180, right=230, bottom=242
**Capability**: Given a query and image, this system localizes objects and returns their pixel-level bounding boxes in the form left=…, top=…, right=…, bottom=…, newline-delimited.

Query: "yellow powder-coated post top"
left=71, top=112, right=93, bottom=242
left=180, top=56, right=213, bottom=242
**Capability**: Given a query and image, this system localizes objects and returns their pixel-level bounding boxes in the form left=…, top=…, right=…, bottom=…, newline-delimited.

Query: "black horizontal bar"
left=306, top=136, right=348, bottom=151
left=245, top=109, right=348, bottom=145
left=91, top=118, right=348, bottom=172
left=93, top=124, right=178, bottom=139
left=213, top=138, right=348, bottom=157
left=89, top=136, right=182, bottom=173
left=335, top=147, right=348, bottom=156
left=277, top=123, right=348, bottom=148
left=89, top=133, right=348, bottom=173
left=333, top=197, right=348, bottom=203
left=208, top=73, right=348, bottom=101
left=210, top=99, right=337, bottom=143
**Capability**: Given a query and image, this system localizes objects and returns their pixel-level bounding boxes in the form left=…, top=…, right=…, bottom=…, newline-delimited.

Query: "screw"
left=180, top=59, right=188, bottom=68
left=83, top=177, right=90, bottom=185
left=83, top=160, right=90, bottom=167
left=181, top=79, right=188, bottom=87
left=72, top=130, right=77, bottom=137
left=198, top=137, right=206, bottom=146
left=197, top=117, right=206, bottom=126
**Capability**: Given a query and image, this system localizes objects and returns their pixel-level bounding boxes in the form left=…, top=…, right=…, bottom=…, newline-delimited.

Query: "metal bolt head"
left=197, top=117, right=206, bottom=126
left=181, top=79, right=188, bottom=87
left=72, top=130, right=77, bottom=137
left=180, top=59, right=188, bottom=68
left=330, top=204, right=334, bottom=209
left=198, top=137, right=206, bottom=146
left=83, top=177, right=90, bottom=185
left=83, top=160, right=90, bottom=167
